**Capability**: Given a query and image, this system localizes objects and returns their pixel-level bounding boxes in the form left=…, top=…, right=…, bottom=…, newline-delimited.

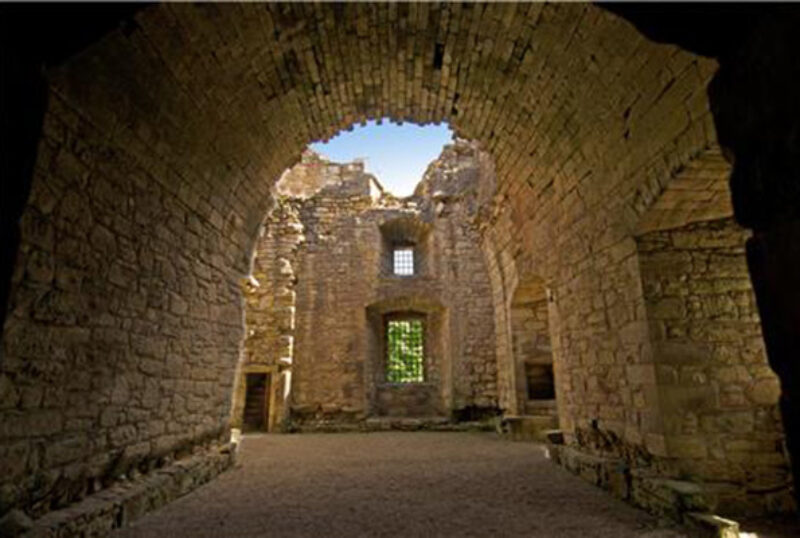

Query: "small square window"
left=393, top=247, right=414, bottom=276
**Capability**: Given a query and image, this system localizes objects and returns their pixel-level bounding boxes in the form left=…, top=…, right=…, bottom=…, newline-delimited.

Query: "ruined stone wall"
left=416, top=143, right=498, bottom=412
left=638, top=218, right=788, bottom=496
left=477, top=49, right=721, bottom=458
left=241, top=142, right=497, bottom=428
left=5, top=0, right=782, bottom=523
left=241, top=202, right=302, bottom=371
left=291, top=192, right=380, bottom=423
left=231, top=201, right=303, bottom=430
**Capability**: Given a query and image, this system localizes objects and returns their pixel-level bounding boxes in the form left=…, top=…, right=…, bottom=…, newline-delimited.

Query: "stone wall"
left=0, top=86, right=256, bottom=517
left=415, top=142, right=498, bottom=413
left=239, top=141, right=498, bottom=429
left=478, top=110, right=722, bottom=463
left=231, top=200, right=303, bottom=431
left=638, top=218, right=788, bottom=500
left=3, top=0, right=791, bottom=524
left=548, top=216, right=792, bottom=518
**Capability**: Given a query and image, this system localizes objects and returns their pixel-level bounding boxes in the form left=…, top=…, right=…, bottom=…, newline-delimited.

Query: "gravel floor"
left=116, top=432, right=694, bottom=537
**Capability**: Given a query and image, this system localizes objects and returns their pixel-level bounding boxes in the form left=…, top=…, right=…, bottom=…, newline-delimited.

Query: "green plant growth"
left=386, top=319, right=424, bottom=383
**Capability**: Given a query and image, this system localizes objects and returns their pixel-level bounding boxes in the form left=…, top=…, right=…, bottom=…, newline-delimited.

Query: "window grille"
left=386, top=319, right=424, bottom=383
left=393, top=247, right=414, bottom=275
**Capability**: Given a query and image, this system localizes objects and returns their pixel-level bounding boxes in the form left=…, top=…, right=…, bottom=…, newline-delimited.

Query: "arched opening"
left=2, top=3, right=798, bottom=534
left=235, top=135, right=497, bottom=432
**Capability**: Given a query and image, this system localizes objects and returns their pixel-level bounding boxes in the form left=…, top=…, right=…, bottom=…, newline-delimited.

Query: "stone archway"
left=6, top=2, right=789, bottom=529
left=502, top=275, right=561, bottom=442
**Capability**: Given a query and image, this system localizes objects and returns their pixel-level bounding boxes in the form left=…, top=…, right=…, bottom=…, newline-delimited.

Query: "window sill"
left=378, top=382, right=437, bottom=388
left=379, top=274, right=435, bottom=281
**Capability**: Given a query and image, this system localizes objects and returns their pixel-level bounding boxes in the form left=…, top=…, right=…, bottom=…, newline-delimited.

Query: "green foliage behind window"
left=386, top=319, right=424, bottom=383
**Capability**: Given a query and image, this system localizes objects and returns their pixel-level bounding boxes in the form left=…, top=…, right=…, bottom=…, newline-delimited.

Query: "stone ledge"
left=548, top=443, right=796, bottom=520
left=364, top=417, right=497, bottom=432
left=287, top=417, right=496, bottom=433
left=548, top=444, right=632, bottom=501
left=20, top=443, right=236, bottom=538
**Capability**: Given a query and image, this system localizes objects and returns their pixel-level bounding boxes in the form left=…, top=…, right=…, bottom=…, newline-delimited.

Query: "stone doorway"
left=232, top=365, right=280, bottom=433
left=243, top=373, right=271, bottom=432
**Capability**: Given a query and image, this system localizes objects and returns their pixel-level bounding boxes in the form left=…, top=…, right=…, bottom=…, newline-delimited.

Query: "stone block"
left=655, top=341, right=711, bottom=364
left=666, top=436, right=708, bottom=459
left=660, top=385, right=718, bottom=414
left=748, top=377, right=780, bottom=405
left=625, top=364, right=657, bottom=386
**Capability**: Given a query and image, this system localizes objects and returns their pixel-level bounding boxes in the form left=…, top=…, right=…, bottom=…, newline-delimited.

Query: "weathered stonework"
left=237, top=141, right=498, bottom=431
left=637, top=217, right=790, bottom=512
left=2, top=2, right=796, bottom=528
left=1, top=91, right=247, bottom=520
left=231, top=198, right=304, bottom=432
left=22, top=442, right=235, bottom=537
left=540, top=177, right=792, bottom=517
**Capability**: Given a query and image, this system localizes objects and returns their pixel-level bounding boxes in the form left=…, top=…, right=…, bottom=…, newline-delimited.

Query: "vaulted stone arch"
left=5, top=2, right=792, bottom=529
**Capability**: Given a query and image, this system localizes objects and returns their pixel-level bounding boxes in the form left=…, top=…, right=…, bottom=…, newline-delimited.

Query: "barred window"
left=386, top=319, right=424, bottom=383
left=393, top=247, right=414, bottom=276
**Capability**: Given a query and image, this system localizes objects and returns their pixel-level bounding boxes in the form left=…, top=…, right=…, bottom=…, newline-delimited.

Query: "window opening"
left=393, top=247, right=414, bottom=276
left=526, top=364, right=555, bottom=400
left=386, top=319, right=424, bottom=382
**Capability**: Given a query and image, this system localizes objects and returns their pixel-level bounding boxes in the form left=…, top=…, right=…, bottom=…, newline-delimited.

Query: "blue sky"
left=310, top=120, right=454, bottom=196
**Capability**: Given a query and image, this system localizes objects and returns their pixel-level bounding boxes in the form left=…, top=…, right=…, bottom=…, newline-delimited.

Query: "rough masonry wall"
left=232, top=200, right=304, bottom=430
left=474, top=27, right=720, bottom=466
left=242, top=142, right=497, bottom=428
left=242, top=202, right=302, bottom=373
left=291, top=189, right=378, bottom=423
left=2, top=0, right=755, bottom=520
left=638, top=218, right=788, bottom=499
left=1, top=87, right=253, bottom=515
left=416, top=143, right=498, bottom=411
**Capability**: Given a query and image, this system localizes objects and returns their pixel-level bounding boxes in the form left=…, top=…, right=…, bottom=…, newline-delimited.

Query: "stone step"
left=364, top=416, right=452, bottom=431
left=289, top=416, right=497, bottom=433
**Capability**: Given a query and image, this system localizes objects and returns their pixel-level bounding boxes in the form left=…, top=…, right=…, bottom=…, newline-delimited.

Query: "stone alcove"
left=366, top=296, right=448, bottom=418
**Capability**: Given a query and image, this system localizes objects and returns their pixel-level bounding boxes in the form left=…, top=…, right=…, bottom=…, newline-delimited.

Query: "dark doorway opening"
left=525, top=363, right=555, bottom=401
left=243, top=373, right=271, bottom=431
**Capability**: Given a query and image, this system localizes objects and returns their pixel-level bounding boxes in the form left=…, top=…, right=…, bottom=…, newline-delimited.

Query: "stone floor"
left=113, top=432, right=790, bottom=537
